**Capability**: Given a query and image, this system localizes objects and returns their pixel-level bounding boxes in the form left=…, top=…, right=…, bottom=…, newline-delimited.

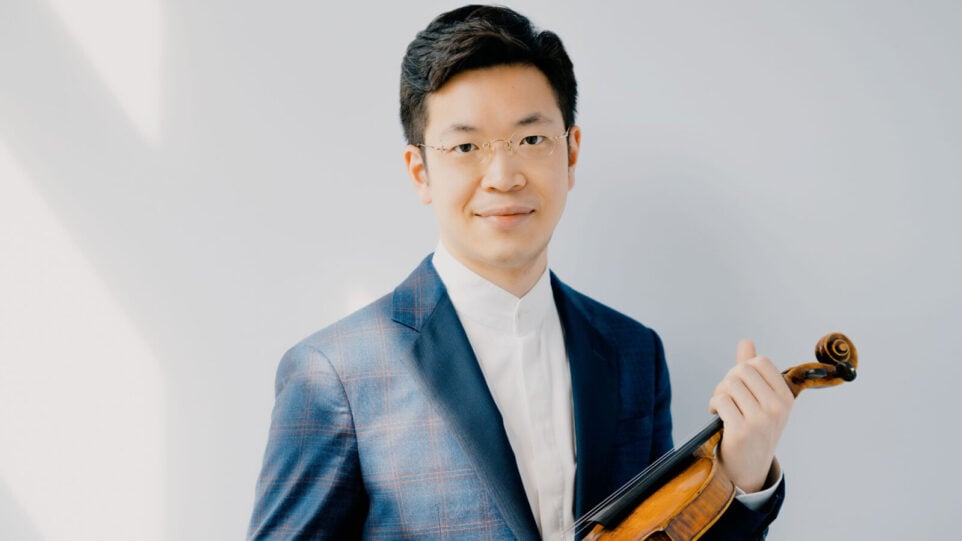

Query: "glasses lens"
left=431, top=131, right=565, bottom=168
left=515, top=134, right=557, bottom=160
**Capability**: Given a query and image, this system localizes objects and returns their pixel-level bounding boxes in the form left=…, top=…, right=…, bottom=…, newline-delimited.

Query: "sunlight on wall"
left=45, top=0, right=163, bottom=144
left=345, top=285, right=379, bottom=315
left=0, top=141, right=166, bottom=540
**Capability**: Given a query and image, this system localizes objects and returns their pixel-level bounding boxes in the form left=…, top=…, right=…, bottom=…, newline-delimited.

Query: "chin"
left=480, top=242, right=546, bottom=271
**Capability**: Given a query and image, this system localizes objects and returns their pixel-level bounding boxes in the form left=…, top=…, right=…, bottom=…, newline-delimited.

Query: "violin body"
left=585, top=433, right=734, bottom=541
left=574, top=333, right=858, bottom=541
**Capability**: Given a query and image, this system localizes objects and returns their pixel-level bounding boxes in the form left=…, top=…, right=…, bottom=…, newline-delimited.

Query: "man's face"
left=405, top=64, right=581, bottom=285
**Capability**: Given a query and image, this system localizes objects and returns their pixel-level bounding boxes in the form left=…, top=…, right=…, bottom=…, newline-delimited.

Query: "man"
left=249, top=5, right=791, bottom=539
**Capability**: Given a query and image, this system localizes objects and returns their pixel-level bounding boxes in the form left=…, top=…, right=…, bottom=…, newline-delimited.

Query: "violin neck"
left=673, top=415, right=724, bottom=461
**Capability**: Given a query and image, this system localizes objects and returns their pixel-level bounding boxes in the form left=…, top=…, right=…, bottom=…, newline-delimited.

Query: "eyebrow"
left=439, top=113, right=556, bottom=136
left=515, top=113, right=552, bottom=127
left=445, top=123, right=478, bottom=134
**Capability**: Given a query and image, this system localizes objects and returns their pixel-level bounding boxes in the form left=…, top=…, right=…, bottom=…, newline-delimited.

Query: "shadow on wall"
left=1, top=0, right=416, bottom=538
left=0, top=480, right=44, bottom=541
left=1, top=0, right=170, bottom=539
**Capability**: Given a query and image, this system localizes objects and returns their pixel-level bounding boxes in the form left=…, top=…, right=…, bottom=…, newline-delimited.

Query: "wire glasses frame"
left=418, top=129, right=570, bottom=168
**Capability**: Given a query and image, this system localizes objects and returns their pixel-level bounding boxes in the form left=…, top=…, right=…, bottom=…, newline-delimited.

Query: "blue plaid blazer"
left=249, top=256, right=783, bottom=539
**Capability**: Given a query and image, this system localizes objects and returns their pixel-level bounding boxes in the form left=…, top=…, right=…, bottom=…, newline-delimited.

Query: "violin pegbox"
left=782, top=333, right=858, bottom=397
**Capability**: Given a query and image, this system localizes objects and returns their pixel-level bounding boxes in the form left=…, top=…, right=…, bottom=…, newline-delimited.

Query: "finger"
left=736, top=339, right=756, bottom=364
left=722, top=375, right=762, bottom=419
left=737, top=359, right=779, bottom=398
left=735, top=360, right=795, bottom=429
left=747, top=356, right=796, bottom=402
left=709, top=394, right=744, bottom=428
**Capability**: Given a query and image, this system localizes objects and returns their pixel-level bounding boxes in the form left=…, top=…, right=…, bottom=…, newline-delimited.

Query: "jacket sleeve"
left=651, top=331, right=674, bottom=459
left=248, top=343, right=367, bottom=540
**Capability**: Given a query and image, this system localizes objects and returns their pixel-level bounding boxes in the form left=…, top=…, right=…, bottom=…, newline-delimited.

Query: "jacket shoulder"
left=277, top=292, right=416, bottom=385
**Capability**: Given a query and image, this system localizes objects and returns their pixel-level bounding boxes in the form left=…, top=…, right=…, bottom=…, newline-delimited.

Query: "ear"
left=565, top=125, right=581, bottom=191
left=404, top=145, right=432, bottom=204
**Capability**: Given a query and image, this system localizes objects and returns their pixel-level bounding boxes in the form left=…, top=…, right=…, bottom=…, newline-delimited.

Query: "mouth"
left=475, top=206, right=535, bottom=218
left=474, top=206, right=536, bottom=228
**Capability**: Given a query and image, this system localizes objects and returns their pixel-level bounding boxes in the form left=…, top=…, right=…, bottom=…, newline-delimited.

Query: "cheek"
left=430, top=178, right=475, bottom=218
left=548, top=191, right=569, bottom=220
left=543, top=169, right=572, bottom=206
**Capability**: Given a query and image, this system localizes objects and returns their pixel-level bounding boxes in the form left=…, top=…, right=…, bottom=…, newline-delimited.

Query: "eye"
left=520, top=135, right=547, bottom=146
left=448, top=142, right=478, bottom=154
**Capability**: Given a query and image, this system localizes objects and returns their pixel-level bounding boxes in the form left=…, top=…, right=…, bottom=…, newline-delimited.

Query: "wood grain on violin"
left=571, top=333, right=858, bottom=541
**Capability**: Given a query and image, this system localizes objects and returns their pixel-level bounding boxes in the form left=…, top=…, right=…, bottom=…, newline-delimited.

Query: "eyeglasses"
left=418, top=129, right=569, bottom=169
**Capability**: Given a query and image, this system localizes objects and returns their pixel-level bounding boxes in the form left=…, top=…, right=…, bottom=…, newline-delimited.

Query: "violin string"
left=569, top=453, right=672, bottom=532
left=564, top=336, right=856, bottom=537
left=566, top=416, right=723, bottom=535
left=566, top=445, right=682, bottom=535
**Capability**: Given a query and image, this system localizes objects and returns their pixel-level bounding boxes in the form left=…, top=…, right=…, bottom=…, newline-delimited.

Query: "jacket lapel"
left=393, top=257, right=540, bottom=540
left=551, top=275, right=621, bottom=520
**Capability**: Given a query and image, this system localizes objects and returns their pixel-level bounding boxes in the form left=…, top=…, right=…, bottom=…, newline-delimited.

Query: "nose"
left=480, top=140, right=525, bottom=192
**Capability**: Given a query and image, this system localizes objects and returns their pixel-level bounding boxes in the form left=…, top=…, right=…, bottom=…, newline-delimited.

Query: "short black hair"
left=400, top=5, right=577, bottom=145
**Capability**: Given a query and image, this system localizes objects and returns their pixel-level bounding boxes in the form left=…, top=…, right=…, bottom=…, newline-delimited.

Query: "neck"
left=475, top=261, right=546, bottom=298
left=440, top=243, right=547, bottom=298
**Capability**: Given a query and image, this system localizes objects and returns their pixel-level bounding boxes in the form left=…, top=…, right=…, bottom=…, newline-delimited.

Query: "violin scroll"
left=782, top=333, right=857, bottom=397
left=575, top=332, right=859, bottom=540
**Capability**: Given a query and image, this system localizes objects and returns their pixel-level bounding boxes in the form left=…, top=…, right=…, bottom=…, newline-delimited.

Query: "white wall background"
left=1, top=1, right=959, bottom=539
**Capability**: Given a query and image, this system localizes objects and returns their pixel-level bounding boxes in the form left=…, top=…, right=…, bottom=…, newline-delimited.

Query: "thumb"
left=736, top=339, right=756, bottom=363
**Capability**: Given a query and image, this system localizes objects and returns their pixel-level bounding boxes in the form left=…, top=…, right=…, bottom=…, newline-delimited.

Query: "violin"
left=568, top=332, right=858, bottom=540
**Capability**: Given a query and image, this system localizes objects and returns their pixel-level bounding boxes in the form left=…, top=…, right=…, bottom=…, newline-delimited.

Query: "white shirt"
left=433, top=243, right=575, bottom=538
left=431, top=242, right=780, bottom=539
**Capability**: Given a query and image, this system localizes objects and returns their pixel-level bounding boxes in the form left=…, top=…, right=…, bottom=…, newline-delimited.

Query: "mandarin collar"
left=432, top=241, right=553, bottom=336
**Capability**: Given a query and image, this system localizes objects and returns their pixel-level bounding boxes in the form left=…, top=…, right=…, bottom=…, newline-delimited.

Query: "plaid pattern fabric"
left=249, top=259, right=519, bottom=539
left=248, top=256, right=782, bottom=539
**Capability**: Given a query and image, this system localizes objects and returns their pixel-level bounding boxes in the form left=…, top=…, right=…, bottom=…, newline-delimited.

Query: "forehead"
left=424, top=64, right=563, bottom=139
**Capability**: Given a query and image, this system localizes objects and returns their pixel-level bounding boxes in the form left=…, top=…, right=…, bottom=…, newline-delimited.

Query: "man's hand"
left=709, top=339, right=794, bottom=493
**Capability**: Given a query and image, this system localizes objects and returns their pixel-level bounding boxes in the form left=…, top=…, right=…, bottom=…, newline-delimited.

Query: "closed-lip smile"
left=473, top=206, right=536, bottom=229
left=474, top=206, right=535, bottom=217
